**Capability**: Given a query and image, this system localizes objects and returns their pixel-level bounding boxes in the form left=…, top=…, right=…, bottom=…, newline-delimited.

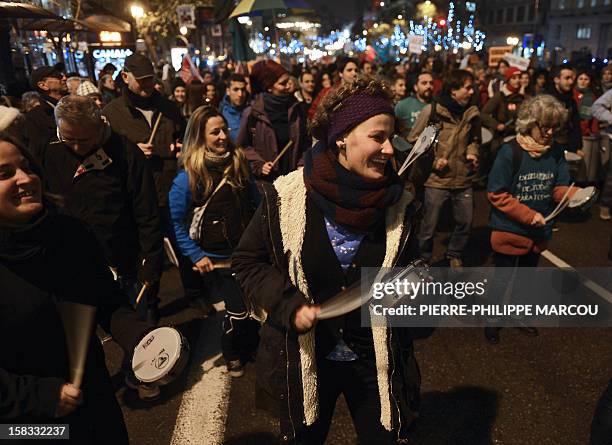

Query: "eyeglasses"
left=56, top=128, right=99, bottom=147
left=537, top=123, right=559, bottom=134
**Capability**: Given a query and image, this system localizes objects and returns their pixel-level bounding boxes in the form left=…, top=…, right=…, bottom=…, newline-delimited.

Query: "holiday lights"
left=244, top=1, right=485, bottom=60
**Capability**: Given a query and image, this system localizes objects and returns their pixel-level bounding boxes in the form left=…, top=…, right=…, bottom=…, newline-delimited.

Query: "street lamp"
left=506, top=36, right=519, bottom=46
left=130, top=4, right=144, bottom=19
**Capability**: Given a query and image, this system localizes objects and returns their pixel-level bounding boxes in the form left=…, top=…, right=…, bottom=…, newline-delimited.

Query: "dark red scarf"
left=303, top=141, right=403, bottom=234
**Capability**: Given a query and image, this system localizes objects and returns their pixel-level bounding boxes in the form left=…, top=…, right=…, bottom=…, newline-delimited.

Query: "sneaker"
left=227, top=359, right=244, bottom=378
left=600, top=206, right=611, bottom=221
left=449, top=257, right=463, bottom=269
left=137, top=383, right=161, bottom=401
left=125, top=373, right=161, bottom=401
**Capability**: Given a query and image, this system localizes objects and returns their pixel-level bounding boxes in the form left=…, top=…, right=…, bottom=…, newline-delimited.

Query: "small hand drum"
left=568, top=186, right=598, bottom=210
left=481, top=127, right=493, bottom=145
left=396, top=125, right=439, bottom=176
left=132, top=327, right=190, bottom=386
left=565, top=151, right=582, bottom=163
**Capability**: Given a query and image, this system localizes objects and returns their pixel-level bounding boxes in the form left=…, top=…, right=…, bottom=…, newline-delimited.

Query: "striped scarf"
left=303, top=141, right=403, bottom=233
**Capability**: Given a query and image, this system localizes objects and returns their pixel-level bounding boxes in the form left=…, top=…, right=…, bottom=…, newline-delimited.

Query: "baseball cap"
left=123, top=53, right=154, bottom=79
left=30, top=64, right=64, bottom=89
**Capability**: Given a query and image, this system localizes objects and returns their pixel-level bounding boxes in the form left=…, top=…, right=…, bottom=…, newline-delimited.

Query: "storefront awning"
left=18, top=18, right=85, bottom=32
left=0, top=1, right=63, bottom=19
left=79, top=14, right=131, bottom=33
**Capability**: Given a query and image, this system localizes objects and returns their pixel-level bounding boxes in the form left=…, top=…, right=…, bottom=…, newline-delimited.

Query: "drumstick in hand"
left=135, top=282, right=148, bottom=306
left=191, top=259, right=232, bottom=273
left=271, top=141, right=294, bottom=168
left=147, top=113, right=163, bottom=145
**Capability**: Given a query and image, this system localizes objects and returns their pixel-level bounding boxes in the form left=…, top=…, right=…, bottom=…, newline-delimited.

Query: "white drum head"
left=568, top=186, right=596, bottom=208
left=481, top=128, right=493, bottom=145
left=133, top=327, right=182, bottom=383
left=412, top=125, right=438, bottom=156
left=565, top=151, right=582, bottom=162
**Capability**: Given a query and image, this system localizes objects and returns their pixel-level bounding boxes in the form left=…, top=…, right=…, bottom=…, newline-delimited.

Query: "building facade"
left=477, top=0, right=550, bottom=59
left=546, top=0, right=612, bottom=59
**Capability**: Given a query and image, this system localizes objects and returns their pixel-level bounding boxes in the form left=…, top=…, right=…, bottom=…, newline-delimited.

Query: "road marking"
left=541, top=250, right=612, bottom=304
left=170, top=315, right=230, bottom=445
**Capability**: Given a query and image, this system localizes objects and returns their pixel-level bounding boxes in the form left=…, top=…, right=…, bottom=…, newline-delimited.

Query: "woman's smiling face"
left=0, top=141, right=43, bottom=226
left=337, top=113, right=395, bottom=181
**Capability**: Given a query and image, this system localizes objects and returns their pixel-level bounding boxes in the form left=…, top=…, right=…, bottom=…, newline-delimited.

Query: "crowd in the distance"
left=1, top=51, right=611, bottom=444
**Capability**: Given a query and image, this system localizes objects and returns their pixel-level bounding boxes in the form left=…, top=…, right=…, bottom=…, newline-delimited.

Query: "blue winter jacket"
left=168, top=169, right=260, bottom=264
left=220, top=94, right=247, bottom=142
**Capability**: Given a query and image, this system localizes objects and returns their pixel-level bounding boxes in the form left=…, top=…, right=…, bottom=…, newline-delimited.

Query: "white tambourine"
left=481, top=127, right=493, bottom=145
left=396, top=125, right=439, bottom=176
left=132, top=327, right=190, bottom=386
left=568, top=186, right=597, bottom=209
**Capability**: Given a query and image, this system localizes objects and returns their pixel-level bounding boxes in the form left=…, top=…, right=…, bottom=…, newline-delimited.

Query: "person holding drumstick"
left=232, top=77, right=421, bottom=444
left=0, top=132, right=128, bottom=443
left=169, top=106, right=260, bottom=377
left=485, top=95, right=581, bottom=344
left=236, top=60, right=310, bottom=181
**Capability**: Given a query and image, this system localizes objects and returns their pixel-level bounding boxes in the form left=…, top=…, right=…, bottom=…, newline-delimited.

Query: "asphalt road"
left=103, top=188, right=612, bottom=445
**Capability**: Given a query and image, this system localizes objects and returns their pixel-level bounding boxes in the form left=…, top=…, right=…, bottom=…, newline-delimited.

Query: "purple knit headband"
left=327, top=94, right=395, bottom=146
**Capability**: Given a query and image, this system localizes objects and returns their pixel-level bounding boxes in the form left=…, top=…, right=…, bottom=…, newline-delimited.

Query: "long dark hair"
left=0, top=131, right=63, bottom=209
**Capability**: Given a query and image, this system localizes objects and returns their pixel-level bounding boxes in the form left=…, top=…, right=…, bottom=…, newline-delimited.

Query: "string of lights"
left=245, top=1, right=486, bottom=61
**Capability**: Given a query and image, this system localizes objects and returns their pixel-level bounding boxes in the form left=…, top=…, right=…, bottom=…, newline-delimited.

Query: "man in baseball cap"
left=22, top=64, right=68, bottom=161
left=121, top=53, right=155, bottom=98
left=30, top=64, right=68, bottom=99
left=103, top=53, right=186, bottom=327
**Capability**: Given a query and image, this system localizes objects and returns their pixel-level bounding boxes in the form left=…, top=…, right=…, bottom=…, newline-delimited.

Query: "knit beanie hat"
left=249, top=60, right=288, bottom=94
left=327, top=94, right=394, bottom=146
left=505, top=66, right=522, bottom=82
left=172, top=78, right=186, bottom=91
left=0, top=106, right=20, bottom=131
left=76, top=81, right=100, bottom=97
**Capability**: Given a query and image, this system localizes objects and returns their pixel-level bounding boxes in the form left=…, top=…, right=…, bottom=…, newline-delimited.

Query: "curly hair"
left=515, top=94, right=568, bottom=136
left=309, top=75, right=393, bottom=141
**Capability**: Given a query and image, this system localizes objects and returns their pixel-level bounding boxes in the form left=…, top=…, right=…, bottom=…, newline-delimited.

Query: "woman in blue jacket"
left=169, top=106, right=259, bottom=376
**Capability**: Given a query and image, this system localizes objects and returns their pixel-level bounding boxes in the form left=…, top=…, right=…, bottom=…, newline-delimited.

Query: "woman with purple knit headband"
left=233, top=76, right=421, bottom=444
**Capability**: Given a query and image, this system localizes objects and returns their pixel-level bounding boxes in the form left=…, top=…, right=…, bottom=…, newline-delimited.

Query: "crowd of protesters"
left=1, top=50, right=612, bottom=444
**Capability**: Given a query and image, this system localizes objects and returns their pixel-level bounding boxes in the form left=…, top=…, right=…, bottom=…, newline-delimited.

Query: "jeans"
left=282, top=357, right=397, bottom=445
left=178, top=265, right=258, bottom=361
left=418, top=186, right=474, bottom=261
left=591, top=379, right=612, bottom=445
left=213, top=269, right=260, bottom=362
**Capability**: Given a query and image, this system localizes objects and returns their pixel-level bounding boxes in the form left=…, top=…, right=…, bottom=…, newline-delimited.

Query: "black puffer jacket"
left=0, top=211, right=128, bottom=444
